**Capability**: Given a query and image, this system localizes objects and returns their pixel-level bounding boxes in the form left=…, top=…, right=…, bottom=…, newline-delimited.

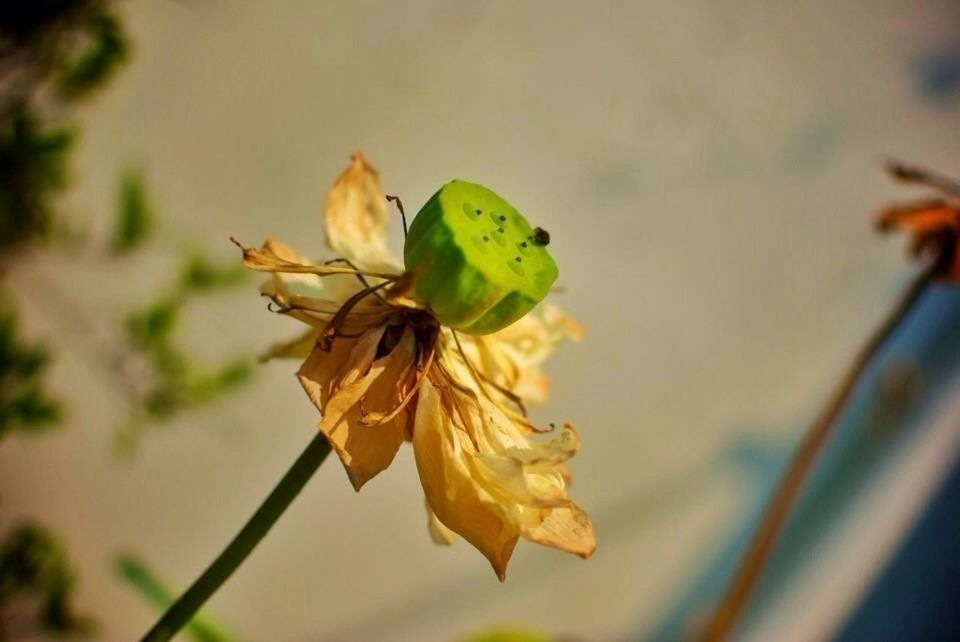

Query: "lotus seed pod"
left=403, top=180, right=558, bottom=335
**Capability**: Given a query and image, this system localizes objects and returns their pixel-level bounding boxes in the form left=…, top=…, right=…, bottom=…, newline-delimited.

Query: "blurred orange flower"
left=878, top=161, right=960, bottom=280
left=237, top=154, right=595, bottom=579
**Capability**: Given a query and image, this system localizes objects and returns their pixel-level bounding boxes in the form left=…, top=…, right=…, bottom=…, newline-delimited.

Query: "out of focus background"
left=3, top=1, right=960, bottom=640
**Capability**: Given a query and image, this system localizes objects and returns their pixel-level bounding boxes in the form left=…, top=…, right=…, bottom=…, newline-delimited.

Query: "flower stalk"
left=140, top=434, right=331, bottom=642
left=702, top=159, right=960, bottom=640
left=700, top=262, right=936, bottom=641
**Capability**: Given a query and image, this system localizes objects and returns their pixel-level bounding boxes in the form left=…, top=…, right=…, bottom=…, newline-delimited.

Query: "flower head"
left=237, top=153, right=595, bottom=579
left=878, top=160, right=960, bottom=280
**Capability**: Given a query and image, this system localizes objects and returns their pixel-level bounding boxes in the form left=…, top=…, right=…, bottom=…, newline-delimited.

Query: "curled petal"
left=504, top=424, right=580, bottom=466
left=260, top=237, right=365, bottom=304
left=425, top=499, right=458, bottom=546
left=298, top=326, right=414, bottom=490
left=415, top=369, right=595, bottom=578
left=324, top=153, right=402, bottom=271
left=522, top=504, right=595, bottom=559
left=238, top=239, right=398, bottom=280
left=465, top=303, right=583, bottom=406
left=473, top=455, right=570, bottom=509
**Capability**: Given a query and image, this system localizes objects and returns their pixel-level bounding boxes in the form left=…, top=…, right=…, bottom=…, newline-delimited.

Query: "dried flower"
left=877, top=161, right=960, bottom=280
left=236, top=153, right=595, bottom=579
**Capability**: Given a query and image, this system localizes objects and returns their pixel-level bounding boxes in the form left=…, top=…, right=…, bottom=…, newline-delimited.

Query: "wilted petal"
left=239, top=240, right=397, bottom=280
left=298, top=326, right=413, bottom=490
left=420, top=341, right=595, bottom=576
left=413, top=379, right=520, bottom=580
left=522, top=503, right=595, bottom=558
left=297, top=327, right=381, bottom=411
left=473, top=455, right=570, bottom=509
left=425, top=499, right=458, bottom=546
left=503, top=424, right=580, bottom=465
left=465, top=303, right=583, bottom=406
left=324, top=153, right=401, bottom=272
left=260, top=237, right=362, bottom=304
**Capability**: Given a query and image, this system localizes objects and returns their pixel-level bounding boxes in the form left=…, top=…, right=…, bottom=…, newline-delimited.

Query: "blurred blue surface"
left=645, top=280, right=960, bottom=640
left=838, top=444, right=960, bottom=641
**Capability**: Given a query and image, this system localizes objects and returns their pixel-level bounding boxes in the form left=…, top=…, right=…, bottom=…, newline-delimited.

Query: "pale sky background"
left=3, top=1, right=960, bottom=640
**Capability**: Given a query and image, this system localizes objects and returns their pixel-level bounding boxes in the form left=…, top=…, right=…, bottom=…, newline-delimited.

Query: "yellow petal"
left=463, top=302, right=583, bottom=406
left=426, top=343, right=596, bottom=572
left=324, top=153, right=401, bottom=271
left=413, top=379, right=520, bottom=580
left=298, top=326, right=412, bottom=490
left=425, top=498, right=458, bottom=546
left=261, top=237, right=362, bottom=304
left=239, top=240, right=397, bottom=280
left=296, top=327, right=382, bottom=411
left=522, top=503, right=596, bottom=559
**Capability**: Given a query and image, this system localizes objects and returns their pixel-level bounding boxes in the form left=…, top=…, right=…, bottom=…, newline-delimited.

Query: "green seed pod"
left=403, top=180, right=558, bottom=335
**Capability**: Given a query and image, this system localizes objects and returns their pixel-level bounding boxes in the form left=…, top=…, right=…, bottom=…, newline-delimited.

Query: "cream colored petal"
left=426, top=344, right=596, bottom=571
left=301, top=327, right=414, bottom=490
left=521, top=503, right=596, bottom=559
left=503, top=424, right=580, bottom=466
left=324, top=153, right=401, bottom=271
left=255, top=238, right=373, bottom=310
left=472, top=455, right=570, bottom=509
left=260, top=288, right=393, bottom=337
left=491, top=302, right=584, bottom=359
left=413, top=379, right=520, bottom=581
left=467, top=400, right=576, bottom=509
left=261, top=237, right=306, bottom=263
left=457, top=302, right=583, bottom=408
left=239, top=240, right=397, bottom=280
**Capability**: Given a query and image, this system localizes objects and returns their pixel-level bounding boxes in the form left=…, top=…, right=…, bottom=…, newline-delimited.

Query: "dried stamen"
left=320, top=280, right=393, bottom=351
left=386, top=194, right=408, bottom=237
left=885, top=160, right=960, bottom=198
left=359, top=326, right=440, bottom=427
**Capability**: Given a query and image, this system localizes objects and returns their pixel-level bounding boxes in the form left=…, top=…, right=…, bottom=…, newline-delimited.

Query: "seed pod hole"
left=404, top=179, right=558, bottom=335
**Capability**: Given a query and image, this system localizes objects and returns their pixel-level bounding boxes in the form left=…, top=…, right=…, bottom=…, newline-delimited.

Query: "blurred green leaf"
left=0, top=303, right=61, bottom=439
left=111, top=168, right=153, bottom=254
left=119, top=250, right=255, bottom=448
left=0, top=523, right=94, bottom=636
left=56, top=9, right=129, bottom=100
left=126, top=296, right=179, bottom=348
left=186, top=359, right=253, bottom=404
left=115, top=554, right=234, bottom=642
left=0, top=111, right=76, bottom=251
left=180, top=253, right=248, bottom=292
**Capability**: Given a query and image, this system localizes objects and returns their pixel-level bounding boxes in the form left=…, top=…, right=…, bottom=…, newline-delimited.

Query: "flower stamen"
left=360, top=326, right=440, bottom=427
left=320, top=280, right=394, bottom=351
left=385, top=194, right=409, bottom=237
left=450, top=330, right=546, bottom=433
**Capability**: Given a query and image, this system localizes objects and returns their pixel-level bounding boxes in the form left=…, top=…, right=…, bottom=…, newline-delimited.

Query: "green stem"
left=141, top=433, right=332, bottom=642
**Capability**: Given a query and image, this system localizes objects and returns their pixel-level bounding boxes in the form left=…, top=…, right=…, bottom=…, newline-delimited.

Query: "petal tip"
left=579, top=542, right=597, bottom=560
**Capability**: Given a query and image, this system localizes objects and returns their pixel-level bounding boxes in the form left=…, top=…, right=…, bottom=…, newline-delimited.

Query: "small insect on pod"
left=403, top=180, right=559, bottom=335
